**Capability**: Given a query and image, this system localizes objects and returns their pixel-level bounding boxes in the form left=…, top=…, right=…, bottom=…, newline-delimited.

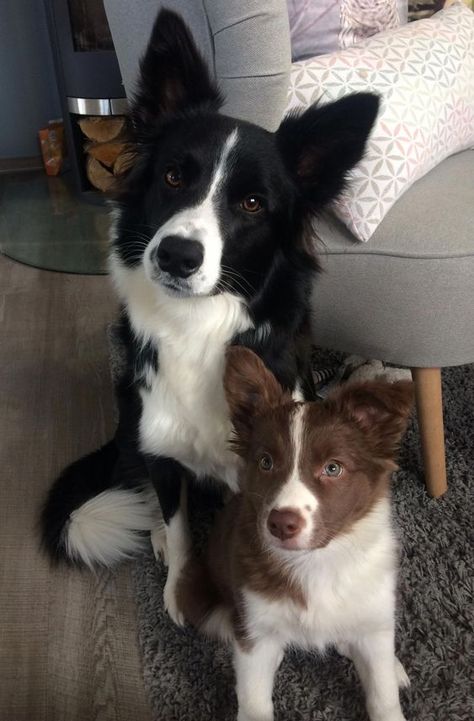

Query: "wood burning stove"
left=45, top=0, right=128, bottom=200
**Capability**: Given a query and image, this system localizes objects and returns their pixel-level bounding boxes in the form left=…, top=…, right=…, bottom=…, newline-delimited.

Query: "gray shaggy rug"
left=130, top=357, right=474, bottom=721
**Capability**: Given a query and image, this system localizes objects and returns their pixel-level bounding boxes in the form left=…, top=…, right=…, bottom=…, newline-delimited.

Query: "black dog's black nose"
left=155, top=236, right=204, bottom=278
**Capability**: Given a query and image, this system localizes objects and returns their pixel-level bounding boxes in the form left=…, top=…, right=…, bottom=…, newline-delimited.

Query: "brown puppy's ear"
left=224, top=347, right=287, bottom=451
left=332, top=379, right=414, bottom=460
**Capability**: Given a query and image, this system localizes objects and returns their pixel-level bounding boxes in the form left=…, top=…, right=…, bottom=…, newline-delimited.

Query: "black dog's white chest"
left=118, top=265, right=253, bottom=487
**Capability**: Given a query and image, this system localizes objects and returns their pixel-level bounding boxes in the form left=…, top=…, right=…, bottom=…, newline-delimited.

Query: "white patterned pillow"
left=286, top=2, right=474, bottom=242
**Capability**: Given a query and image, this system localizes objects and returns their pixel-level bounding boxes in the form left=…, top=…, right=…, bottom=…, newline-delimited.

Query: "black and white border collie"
left=41, top=9, right=379, bottom=624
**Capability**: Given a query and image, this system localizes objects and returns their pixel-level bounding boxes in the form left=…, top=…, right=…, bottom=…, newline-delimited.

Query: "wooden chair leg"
left=411, top=367, right=448, bottom=498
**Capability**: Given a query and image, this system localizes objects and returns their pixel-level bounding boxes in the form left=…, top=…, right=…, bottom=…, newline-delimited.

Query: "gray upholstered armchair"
left=105, top=0, right=474, bottom=498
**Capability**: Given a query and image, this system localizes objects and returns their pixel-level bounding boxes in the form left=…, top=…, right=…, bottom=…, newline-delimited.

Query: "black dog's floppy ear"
left=131, top=8, right=222, bottom=129
left=276, top=93, right=379, bottom=211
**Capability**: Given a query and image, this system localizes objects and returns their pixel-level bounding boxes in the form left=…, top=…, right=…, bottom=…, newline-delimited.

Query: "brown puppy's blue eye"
left=323, top=461, right=343, bottom=478
left=259, top=453, right=273, bottom=471
left=164, top=167, right=183, bottom=188
left=241, top=195, right=263, bottom=213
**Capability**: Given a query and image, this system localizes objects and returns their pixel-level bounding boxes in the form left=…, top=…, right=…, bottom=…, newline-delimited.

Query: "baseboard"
left=0, top=156, right=44, bottom=173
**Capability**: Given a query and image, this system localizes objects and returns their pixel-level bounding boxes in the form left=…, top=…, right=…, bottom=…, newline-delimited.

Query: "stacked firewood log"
left=79, top=116, right=134, bottom=192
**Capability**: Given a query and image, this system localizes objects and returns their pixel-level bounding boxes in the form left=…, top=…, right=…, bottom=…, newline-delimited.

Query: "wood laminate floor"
left=0, top=255, right=152, bottom=721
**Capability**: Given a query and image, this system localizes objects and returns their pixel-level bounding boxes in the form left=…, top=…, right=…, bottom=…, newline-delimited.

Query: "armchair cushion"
left=287, top=2, right=474, bottom=242
left=310, top=150, right=474, bottom=367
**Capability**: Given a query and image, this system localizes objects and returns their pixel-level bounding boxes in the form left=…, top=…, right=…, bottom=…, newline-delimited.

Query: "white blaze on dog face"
left=268, top=404, right=319, bottom=550
left=224, top=349, right=319, bottom=552
left=144, top=129, right=239, bottom=297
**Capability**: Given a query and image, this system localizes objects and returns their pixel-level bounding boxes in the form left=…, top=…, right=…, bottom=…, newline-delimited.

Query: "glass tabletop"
left=0, top=169, right=110, bottom=274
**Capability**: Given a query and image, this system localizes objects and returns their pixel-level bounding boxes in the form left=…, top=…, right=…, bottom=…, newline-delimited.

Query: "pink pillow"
left=287, top=0, right=407, bottom=61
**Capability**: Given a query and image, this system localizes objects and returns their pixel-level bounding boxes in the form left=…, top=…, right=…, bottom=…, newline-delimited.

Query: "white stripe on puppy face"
left=145, top=129, right=238, bottom=296
left=272, top=405, right=318, bottom=546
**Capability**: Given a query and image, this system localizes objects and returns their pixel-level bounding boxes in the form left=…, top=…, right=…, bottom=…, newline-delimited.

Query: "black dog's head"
left=112, top=9, right=379, bottom=300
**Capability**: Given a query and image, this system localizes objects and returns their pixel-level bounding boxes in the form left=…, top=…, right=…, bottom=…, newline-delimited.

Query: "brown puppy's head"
left=225, top=347, right=413, bottom=552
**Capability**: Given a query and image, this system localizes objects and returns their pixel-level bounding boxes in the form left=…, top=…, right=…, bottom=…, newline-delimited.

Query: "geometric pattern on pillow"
left=286, top=2, right=474, bottom=241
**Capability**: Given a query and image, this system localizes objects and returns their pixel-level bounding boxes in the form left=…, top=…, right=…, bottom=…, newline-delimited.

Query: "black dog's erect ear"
left=131, top=9, right=222, bottom=129
left=276, top=93, right=379, bottom=210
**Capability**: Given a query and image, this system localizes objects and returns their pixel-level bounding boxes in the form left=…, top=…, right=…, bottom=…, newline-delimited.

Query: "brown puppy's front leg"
left=234, top=637, right=284, bottom=721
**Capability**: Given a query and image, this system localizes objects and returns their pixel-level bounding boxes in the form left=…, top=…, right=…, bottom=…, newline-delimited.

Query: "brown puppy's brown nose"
left=267, top=508, right=305, bottom=541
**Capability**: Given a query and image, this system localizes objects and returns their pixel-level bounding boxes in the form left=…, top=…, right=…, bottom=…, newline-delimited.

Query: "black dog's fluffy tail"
left=40, top=440, right=158, bottom=568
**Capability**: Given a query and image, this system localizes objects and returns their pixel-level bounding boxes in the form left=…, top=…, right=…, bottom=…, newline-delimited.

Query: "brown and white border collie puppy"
left=178, top=347, right=414, bottom=721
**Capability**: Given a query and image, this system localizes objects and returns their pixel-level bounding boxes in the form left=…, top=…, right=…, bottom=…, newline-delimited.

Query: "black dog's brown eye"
left=241, top=195, right=263, bottom=213
left=164, top=167, right=183, bottom=188
left=259, top=453, right=273, bottom=471
left=322, top=461, right=343, bottom=478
